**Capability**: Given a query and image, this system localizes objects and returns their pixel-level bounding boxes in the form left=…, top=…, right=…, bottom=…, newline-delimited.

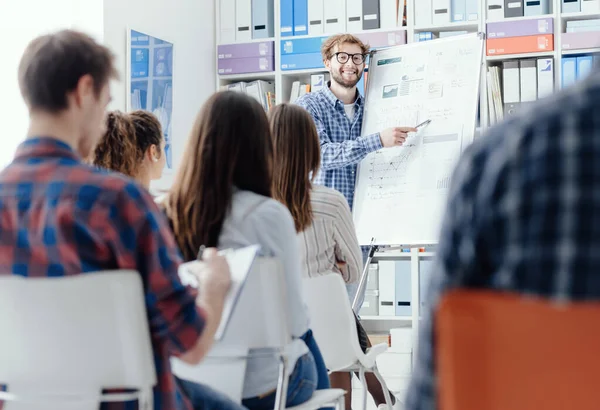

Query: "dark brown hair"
left=321, top=33, right=370, bottom=62
left=18, top=29, right=118, bottom=112
left=163, top=91, right=274, bottom=260
left=92, top=111, right=139, bottom=177
left=269, top=104, right=321, bottom=232
left=130, top=110, right=163, bottom=158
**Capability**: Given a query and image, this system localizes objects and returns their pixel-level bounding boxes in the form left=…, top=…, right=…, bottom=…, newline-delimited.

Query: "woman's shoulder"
left=233, top=190, right=293, bottom=223
left=311, top=185, right=351, bottom=213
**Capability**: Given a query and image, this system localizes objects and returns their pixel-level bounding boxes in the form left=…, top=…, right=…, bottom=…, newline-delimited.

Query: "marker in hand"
left=415, top=119, right=432, bottom=130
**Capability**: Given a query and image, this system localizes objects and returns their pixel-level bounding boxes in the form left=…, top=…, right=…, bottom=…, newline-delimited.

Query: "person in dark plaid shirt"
left=0, top=29, right=244, bottom=410
left=404, top=64, right=600, bottom=409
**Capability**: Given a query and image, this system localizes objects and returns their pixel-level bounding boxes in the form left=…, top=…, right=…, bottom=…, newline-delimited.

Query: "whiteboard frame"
left=353, top=33, right=486, bottom=247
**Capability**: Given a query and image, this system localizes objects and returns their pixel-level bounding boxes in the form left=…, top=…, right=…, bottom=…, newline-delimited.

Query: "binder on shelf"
left=367, top=263, right=379, bottom=290
left=537, top=58, right=554, bottom=99
left=561, top=57, right=577, bottom=87
left=219, top=0, right=237, bottom=44
left=486, top=34, right=553, bottom=55
left=281, top=36, right=327, bottom=54
left=362, top=0, right=381, bottom=30
left=451, top=0, right=466, bottom=21
left=503, top=60, right=521, bottom=117
left=504, top=0, right=524, bottom=17
left=310, top=73, right=327, bottom=92
left=235, top=0, right=253, bottom=41
left=218, top=56, right=275, bottom=75
left=356, top=29, right=407, bottom=47
left=466, top=0, right=479, bottom=21
left=432, top=0, right=450, bottom=25
left=347, top=0, right=363, bottom=32
left=581, top=0, right=600, bottom=12
left=281, top=52, right=324, bottom=70
left=562, top=31, right=600, bottom=50
left=245, top=80, right=275, bottom=111
left=324, top=0, right=346, bottom=34
left=360, top=291, right=379, bottom=316
left=308, top=0, right=324, bottom=35
left=415, top=0, right=432, bottom=28
left=218, top=40, right=274, bottom=60
left=519, top=59, right=537, bottom=104
left=252, top=0, right=275, bottom=39
left=487, top=0, right=505, bottom=21
left=378, top=261, right=396, bottom=316
left=394, top=261, right=411, bottom=317
left=524, top=0, right=549, bottom=15
left=280, top=0, right=294, bottom=36
left=577, top=55, right=594, bottom=80
left=380, top=0, right=398, bottom=28
left=294, top=0, right=309, bottom=36
left=562, top=0, right=581, bottom=12
left=486, top=17, right=553, bottom=38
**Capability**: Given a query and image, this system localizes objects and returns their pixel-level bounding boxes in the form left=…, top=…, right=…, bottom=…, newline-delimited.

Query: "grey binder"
left=504, top=0, right=524, bottom=17
left=362, top=0, right=380, bottom=30
left=562, top=0, right=581, bottom=12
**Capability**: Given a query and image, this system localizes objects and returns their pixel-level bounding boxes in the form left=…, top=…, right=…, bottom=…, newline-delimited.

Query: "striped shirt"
left=405, top=70, right=600, bottom=409
left=298, top=185, right=362, bottom=284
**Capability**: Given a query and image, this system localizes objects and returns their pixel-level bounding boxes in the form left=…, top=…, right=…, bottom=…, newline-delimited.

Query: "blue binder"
left=280, top=0, right=294, bottom=37
left=294, top=0, right=308, bottom=35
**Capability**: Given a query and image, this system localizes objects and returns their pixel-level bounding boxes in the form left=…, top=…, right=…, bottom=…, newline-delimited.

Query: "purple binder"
left=217, top=56, right=275, bottom=75
left=217, top=41, right=275, bottom=60
left=487, top=17, right=553, bottom=39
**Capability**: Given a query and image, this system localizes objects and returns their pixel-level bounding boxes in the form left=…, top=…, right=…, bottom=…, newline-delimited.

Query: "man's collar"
left=323, top=80, right=364, bottom=107
left=14, top=137, right=81, bottom=161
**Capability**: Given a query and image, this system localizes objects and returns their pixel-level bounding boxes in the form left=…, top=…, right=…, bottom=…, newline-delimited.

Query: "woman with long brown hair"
left=162, top=91, right=329, bottom=409
left=269, top=103, right=401, bottom=410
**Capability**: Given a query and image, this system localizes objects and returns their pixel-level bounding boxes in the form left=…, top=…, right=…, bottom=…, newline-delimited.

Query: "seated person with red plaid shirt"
left=0, top=29, right=246, bottom=410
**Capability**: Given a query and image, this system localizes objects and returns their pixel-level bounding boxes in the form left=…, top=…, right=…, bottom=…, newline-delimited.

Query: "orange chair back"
left=437, top=289, right=600, bottom=410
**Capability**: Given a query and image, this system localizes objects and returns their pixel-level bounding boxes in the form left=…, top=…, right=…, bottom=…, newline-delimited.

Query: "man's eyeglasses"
left=332, top=52, right=366, bottom=65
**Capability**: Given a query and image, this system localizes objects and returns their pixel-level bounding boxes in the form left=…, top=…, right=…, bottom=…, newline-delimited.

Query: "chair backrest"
left=0, top=271, right=156, bottom=408
left=171, top=257, right=290, bottom=401
left=302, top=274, right=363, bottom=372
left=436, top=289, right=600, bottom=410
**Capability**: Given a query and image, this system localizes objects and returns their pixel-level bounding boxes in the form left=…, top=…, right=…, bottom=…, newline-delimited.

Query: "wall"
left=103, top=0, right=216, bottom=192
left=0, top=0, right=103, bottom=169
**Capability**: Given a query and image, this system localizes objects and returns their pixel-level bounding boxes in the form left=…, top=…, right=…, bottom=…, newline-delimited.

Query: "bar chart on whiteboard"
left=353, top=33, right=483, bottom=246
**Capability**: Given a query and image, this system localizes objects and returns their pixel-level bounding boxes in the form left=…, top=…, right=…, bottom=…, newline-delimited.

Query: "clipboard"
left=178, top=244, right=261, bottom=340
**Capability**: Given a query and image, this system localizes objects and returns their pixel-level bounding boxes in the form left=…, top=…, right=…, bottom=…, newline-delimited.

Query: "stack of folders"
left=561, top=55, right=597, bottom=89
left=219, top=0, right=276, bottom=43
left=486, top=17, right=554, bottom=56
left=488, top=58, right=554, bottom=124
left=224, top=80, right=276, bottom=111
left=289, top=73, right=329, bottom=102
left=562, top=20, right=600, bottom=52
left=414, top=0, right=479, bottom=28
left=280, top=0, right=405, bottom=38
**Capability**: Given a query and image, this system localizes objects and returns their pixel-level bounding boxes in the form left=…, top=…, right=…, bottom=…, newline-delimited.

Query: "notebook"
left=178, top=244, right=261, bottom=340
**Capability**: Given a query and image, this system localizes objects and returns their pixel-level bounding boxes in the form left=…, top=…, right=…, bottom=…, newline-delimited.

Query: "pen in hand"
left=197, top=245, right=206, bottom=261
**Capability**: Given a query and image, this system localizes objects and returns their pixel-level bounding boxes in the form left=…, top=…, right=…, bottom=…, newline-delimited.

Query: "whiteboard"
left=353, top=33, right=484, bottom=246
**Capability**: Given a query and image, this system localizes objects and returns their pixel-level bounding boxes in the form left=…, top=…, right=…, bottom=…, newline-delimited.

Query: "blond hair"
left=320, top=33, right=370, bottom=62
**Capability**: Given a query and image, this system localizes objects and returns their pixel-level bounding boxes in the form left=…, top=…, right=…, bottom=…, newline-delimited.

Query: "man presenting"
left=296, top=33, right=417, bottom=306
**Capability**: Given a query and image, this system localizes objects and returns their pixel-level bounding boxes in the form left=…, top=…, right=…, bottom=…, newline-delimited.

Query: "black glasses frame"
left=332, top=52, right=366, bottom=65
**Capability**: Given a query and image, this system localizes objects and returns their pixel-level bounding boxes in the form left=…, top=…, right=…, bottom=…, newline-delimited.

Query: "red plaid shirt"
left=0, top=138, right=205, bottom=410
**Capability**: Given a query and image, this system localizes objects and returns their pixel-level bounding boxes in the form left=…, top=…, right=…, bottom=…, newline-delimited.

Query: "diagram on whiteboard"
left=353, top=33, right=483, bottom=246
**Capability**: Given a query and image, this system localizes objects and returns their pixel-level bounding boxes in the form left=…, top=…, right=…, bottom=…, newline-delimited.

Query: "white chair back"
left=172, top=257, right=289, bottom=401
left=0, top=271, right=156, bottom=410
left=302, top=274, right=364, bottom=372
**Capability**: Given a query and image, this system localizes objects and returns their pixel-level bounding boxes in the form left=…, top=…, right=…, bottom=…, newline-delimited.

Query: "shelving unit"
left=213, top=0, right=600, bottom=349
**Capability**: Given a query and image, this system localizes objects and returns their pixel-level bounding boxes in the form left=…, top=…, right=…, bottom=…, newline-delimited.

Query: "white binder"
left=346, top=0, right=363, bottom=32
left=582, top=0, right=600, bottom=12
left=487, top=0, right=504, bottom=20
left=380, top=0, right=398, bottom=28
left=432, top=0, right=450, bottom=25
left=308, top=0, right=324, bottom=35
left=220, top=0, right=237, bottom=44
left=324, top=0, right=346, bottom=33
left=235, top=0, right=252, bottom=41
left=414, top=0, right=432, bottom=27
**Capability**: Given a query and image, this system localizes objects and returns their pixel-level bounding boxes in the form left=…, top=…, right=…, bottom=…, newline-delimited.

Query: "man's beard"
left=331, top=68, right=363, bottom=89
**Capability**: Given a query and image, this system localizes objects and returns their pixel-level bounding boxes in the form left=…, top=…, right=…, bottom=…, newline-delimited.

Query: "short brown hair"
left=269, top=103, right=321, bottom=232
left=18, top=29, right=118, bottom=112
left=321, top=33, right=370, bottom=62
left=130, top=110, right=163, bottom=158
left=92, top=111, right=139, bottom=177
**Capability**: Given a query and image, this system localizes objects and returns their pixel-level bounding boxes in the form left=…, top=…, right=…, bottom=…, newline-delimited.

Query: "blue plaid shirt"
left=295, top=83, right=382, bottom=210
left=405, top=72, right=600, bottom=409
